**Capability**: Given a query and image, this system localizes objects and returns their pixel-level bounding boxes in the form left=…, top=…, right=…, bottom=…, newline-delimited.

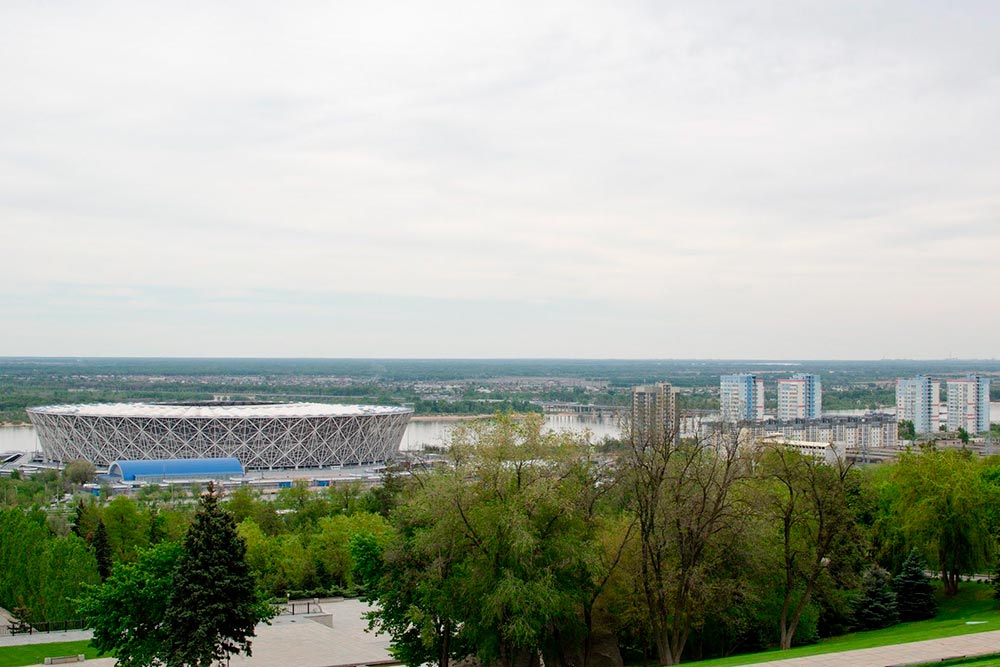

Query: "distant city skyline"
left=2, top=2, right=999, bottom=358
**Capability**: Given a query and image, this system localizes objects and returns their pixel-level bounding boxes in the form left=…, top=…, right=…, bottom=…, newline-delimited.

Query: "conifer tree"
left=163, top=482, right=274, bottom=667
left=852, top=565, right=899, bottom=630
left=72, top=498, right=86, bottom=539
left=894, top=548, right=937, bottom=621
left=93, top=519, right=113, bottom=581
left=72, top=497, right=99, bottom=541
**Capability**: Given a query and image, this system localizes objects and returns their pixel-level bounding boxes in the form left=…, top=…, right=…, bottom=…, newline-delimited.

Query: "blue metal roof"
left=108, top=458, right=244, bottom=481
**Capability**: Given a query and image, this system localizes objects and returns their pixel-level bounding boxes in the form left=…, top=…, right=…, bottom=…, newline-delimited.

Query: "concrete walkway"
left=737, top=628, right=1000, bottom=666
left=0, top=629, right=92, bottom=647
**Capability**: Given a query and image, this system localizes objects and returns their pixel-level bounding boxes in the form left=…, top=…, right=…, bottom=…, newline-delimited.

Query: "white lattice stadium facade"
left=27, top=402, right=413, bottom=470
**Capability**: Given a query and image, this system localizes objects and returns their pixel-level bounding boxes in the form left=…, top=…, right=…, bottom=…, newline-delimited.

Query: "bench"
left=43, top=656, right=86, bottom=665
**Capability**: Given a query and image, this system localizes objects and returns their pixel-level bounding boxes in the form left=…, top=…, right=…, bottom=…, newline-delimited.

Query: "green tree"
left=310, top=512, right=392, bottom=589
left=886, top=449, right=994, bottom=595
left=447, top=415, right=611, bottom=667
left=163, top=483, right=276, bottom=666
left=893, top=548, right=937, bottom=621
left=897, top=420, right=916, bottom=441
left=362, top=469, right=406, bottom=518
left=103, top=496, right=149, bottom=563
left=275, top=480, right=332, bottom=531
left=72, top=497, right=100, bottom=540
left=63, top=459, right=97, bottom=486
left=81, top=541, right=183, bottom=667
left=224, top=487, right=261, bottom=525
left=0, top=507, right=49, bottom=621
left=959, top=427, right=971, bottom=445
left=851, top=565, right=898, bottom=630
left=93, top=519, right=113, bottom=581
left=237, top=518, right=283, bottom=596
left=362, top=414, right=611, bottom=667
left=37, top=535, right=99, bottom=620
left=353, top=526, right=464, bottom=667
left=274, top=534, right=315, bottom=594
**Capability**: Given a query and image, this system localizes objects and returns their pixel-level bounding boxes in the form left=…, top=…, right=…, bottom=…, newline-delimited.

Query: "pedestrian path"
left=737, top=628, right=1000, bottom=666
left=0, top=629, right=91, bottom=647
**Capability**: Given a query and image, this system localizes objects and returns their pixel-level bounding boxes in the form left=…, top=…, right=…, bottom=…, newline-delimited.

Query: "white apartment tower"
left=631, top=383, right=681, bottom=442
left=895, top=376, right=940, bottom=434
left=947, top=375, right=991, bottom=434
left=720, top=374, right=765, bottom=423
left=777, top=374, right=822, bottom=420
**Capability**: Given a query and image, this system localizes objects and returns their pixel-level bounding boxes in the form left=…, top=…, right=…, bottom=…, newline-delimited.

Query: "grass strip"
left=683, top=583, right=1000, bottom=667
left=0, top=640, right=100, bottom=667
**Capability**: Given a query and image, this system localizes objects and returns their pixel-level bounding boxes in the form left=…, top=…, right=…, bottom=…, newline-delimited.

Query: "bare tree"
left=757, top=444, right=859, bottom=650
left=621, top=418, right=751, bottom=665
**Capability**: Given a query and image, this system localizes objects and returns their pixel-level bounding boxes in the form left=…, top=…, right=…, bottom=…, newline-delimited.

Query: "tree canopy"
left=883, top=449, right=995, bottom=595
left=80, top=541, right=183, bottom=667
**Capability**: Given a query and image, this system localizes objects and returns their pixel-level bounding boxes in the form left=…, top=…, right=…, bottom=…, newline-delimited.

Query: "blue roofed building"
left=107, top=457, right=244, bottom=483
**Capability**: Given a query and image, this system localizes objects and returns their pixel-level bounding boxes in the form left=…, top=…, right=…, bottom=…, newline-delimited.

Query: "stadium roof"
left=27, top=401, right=412, bottom=419
left=109, top=458, right=245, bottom=481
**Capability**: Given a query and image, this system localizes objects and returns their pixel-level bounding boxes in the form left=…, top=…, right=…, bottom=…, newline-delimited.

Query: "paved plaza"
left=4, top=599, right=392, bottom=667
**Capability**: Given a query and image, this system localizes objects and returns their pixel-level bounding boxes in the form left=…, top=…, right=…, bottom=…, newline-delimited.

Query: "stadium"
left=26, top=401, right=412, bottom=470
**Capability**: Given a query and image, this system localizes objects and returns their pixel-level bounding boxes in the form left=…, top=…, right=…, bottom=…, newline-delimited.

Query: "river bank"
left=408, top=414, right=495, bottom=422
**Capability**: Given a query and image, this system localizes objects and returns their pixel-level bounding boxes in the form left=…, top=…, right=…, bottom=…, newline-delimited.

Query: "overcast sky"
left=1, top=1, right=998, bottom=359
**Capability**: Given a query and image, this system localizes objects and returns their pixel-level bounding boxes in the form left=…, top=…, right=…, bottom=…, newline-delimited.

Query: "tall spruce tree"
left=93, top=519, right=113, bottom=581
left=894, top=548, right=938, bottom=621
left=852, top=565, right=899, bottom=630
left=163, top=482, right=274, bottom=667
left=72, top=498, right=86, bottom=539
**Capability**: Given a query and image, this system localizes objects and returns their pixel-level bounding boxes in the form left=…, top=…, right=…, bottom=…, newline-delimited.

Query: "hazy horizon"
left=3, top=355, right=1000, bottom=364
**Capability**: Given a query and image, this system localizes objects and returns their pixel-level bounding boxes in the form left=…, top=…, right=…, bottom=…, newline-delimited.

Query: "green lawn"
left=0, top=641, right=100, bottom=667
left=687, top=583, right=1000, bottom=667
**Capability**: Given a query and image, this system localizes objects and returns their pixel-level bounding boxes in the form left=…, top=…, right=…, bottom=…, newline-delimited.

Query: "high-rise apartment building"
left=631, top=383, right=680, bottom=442
left=720, top=374, right=764, bottom=423
left=895, top=376, right=940, bottom=434
left=946, top=375, right=991, bottom=434
left=777, top=374, right=822, bottom=420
